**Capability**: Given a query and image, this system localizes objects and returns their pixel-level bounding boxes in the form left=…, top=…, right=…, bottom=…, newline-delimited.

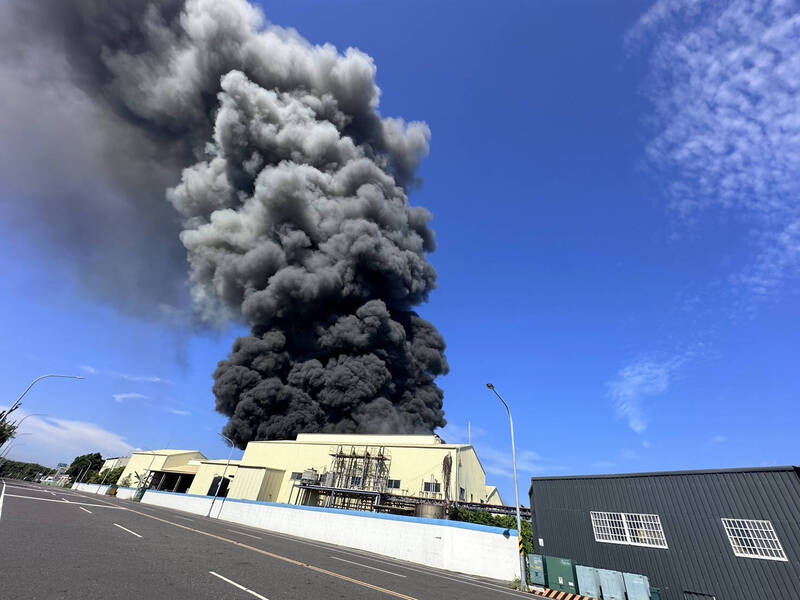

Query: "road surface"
left=0, top=479, right=530, bottom=600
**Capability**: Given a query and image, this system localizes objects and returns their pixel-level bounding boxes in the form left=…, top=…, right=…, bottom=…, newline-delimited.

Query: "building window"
left=721, top=518, right=788, bottom=561
left=423, top=481, right=441, bottom=493
left=459, top=487, right=466, bottom=501
left=350, top=476, right=362, bottom=487
left=590, top=511, right=668, bottom=549
left=387, top=479, right=401, bottom=489
left=290, top=472, right=302, bottom=480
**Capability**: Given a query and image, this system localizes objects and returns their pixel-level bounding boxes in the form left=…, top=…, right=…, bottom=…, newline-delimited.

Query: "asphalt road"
left=0, top=479, right=531, bottom=600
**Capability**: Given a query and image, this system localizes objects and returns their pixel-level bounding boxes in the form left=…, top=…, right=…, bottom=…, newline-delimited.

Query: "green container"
left=528, top=554, right=546, bottom=586
left=544, top=556, right=577, bottom=594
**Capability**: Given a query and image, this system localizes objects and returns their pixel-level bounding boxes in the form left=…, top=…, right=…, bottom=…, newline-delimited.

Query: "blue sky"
left=1, top=0, right=798, bottom=505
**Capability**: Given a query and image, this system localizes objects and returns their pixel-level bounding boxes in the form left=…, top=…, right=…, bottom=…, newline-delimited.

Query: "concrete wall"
left=114, top=486, right=137, bottom=500
left=72, top=483, right=111, bottom=494
left=141, top=489, right=520, bottom=581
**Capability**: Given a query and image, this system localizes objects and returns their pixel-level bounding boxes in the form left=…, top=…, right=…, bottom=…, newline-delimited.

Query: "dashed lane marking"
left=4, top=494, right=126, bottom=509
left=227, top=528, right=262, bottom=539
left=209, top=571, right=270, bottom=600
left=126, top=508, right=418, bottom=600
left=79, top=506, right=93, bottom=514
left=329, top=556, right=407, bottom=578
left=113, top=523, right=142, bottom=538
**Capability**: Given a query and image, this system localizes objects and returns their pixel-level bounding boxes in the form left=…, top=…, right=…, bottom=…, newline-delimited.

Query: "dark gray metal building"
left=529, top=466, right=800, bottom=600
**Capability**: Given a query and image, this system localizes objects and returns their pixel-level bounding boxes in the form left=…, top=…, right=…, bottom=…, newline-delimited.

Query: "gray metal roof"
left=530, top=465, right=799, bottom=482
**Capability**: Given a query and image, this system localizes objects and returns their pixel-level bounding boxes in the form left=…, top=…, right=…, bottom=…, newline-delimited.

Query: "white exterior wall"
left=114, top=486, right=137, bottom=500
left=141, top=489, right=520, bottom=581
left=72, top=483, right=112, bottom=494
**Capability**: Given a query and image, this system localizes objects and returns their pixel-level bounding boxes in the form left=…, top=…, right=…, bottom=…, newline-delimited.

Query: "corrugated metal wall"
left=529, top=468, right=800, bottom=600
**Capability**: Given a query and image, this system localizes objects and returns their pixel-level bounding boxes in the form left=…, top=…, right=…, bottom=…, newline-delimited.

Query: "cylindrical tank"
left=415, top=503, right=446, bottom=519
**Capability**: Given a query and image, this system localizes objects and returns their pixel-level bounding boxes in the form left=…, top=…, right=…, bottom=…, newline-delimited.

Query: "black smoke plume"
left=1, top=0, right=448, bottom=445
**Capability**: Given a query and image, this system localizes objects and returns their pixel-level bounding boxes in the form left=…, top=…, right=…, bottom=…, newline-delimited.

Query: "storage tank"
left=415, top=503, right=446, bottom=519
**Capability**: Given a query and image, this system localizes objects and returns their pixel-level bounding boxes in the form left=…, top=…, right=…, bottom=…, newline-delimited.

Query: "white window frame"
left=590, top=511, right=669, bottom=549
left=721, top=518, right=788, bottom=562
left=386, top=479, right=401, bottom=489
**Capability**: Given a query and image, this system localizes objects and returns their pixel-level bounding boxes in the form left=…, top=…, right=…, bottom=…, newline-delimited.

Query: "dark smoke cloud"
left=1, top=0, right=447, bottom=444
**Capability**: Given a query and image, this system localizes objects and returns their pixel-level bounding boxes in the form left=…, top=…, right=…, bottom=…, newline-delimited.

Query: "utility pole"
left=207, top=434, right=235, bottom=519
left=487, top=383, right=528, bottom=590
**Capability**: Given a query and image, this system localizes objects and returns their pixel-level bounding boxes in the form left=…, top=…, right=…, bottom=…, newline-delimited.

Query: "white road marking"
left=209, top=571, right=269, bottom=600
left=226, top=528, right=262, bottom=539
left=329, top=556, right=407, bottom=578
left=113, top=523, right=142, bottom=538
left=0, top=480, right=6, bottom=521
left=5, top=494, right=126, bottom=509
left=79, top=506, right=93, bottom=514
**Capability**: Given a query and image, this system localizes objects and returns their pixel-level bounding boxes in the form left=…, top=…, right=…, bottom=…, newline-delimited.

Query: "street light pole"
left=9, top=375, right=84, bottom=412
left=207, top=434, right=235, bottom=519
left=487, top=383, right=528, bottom=590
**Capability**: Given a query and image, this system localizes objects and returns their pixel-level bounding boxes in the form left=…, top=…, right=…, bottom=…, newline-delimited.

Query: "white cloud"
left=707, top=434, right=727, bottom=445
left=112, top=392, right=148, bottom=403
left=169, top=409, right=191, bottom=416
left=112, top=371, right=172, bottom=384
left=630, top=0, right=800, bottom=300
left=608, top=356, right=685, bottom=433
left=78, top=365, right=172, bottom=384
left=0, top=409, right=133, bottom=467
left=477, top=445, right=560, bottom=479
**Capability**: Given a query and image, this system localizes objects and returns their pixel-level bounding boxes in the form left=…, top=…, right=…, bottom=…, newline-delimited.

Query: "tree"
left=0, top=405, right=20, bottom=446
left=0, top=459, right=54, bottom=480
left=87, top=466, right=125, bottom=484
left=449, top=506, right=534, bottom=554
left=66, top=452, right=104, bottom=481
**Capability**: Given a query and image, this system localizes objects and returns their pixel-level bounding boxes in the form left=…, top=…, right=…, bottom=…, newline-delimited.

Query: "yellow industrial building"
left=114, top=434, right=503, bottom=513
left=99, top=455, right=129, bottom=472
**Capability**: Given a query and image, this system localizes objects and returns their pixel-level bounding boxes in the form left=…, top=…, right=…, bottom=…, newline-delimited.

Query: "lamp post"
left=486, top=383, right=527, bottom=590
left=10, top=375, right=84, bottom=412
left=207, top=434, right=235, bottom=519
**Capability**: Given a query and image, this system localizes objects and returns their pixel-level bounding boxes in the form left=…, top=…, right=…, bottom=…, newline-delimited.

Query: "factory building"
left=116, top=450, right=206, bottom=493
left=116, top=434, right=504, bottom=515
left=99, top=455, right=129, bottom=472
left=529, top=466, right=800, bottom=600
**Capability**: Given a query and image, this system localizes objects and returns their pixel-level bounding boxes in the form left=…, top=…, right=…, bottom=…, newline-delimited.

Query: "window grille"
left=721, top=518, right=787, bottom=561
left=590, top=511, right=668, bottom=549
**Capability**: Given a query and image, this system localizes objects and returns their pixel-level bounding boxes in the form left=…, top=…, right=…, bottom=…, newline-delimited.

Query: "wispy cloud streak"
left=608, top=355, right=686, bottom=433
left=629, top=0, right=800, bottom=299
left=112, top=392, right=148, bottom=404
